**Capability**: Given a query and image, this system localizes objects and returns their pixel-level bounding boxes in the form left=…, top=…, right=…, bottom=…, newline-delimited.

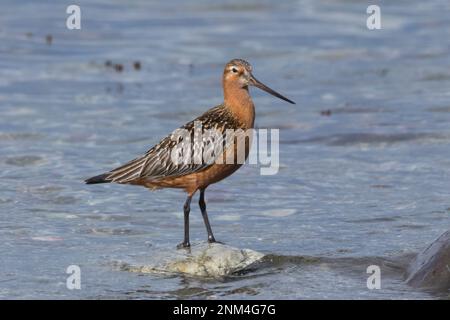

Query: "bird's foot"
left=177, top=241, right=191, bottom=249
left=208, top=237, right=224, bottom=245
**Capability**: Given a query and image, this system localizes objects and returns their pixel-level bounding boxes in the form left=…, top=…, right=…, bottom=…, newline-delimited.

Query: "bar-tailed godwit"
left=86, top=59, right=295, bottom=248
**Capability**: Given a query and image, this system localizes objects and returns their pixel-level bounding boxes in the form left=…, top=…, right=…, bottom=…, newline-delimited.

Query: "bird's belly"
left=136, top=163, right=242, bottom=193
left=195, top=163, right=243, bottom=188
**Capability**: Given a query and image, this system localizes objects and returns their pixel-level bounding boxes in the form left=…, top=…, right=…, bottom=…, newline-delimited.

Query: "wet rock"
left=123, top=242, right=264, bottom=277
left=405, top=230, right=450, bottom=291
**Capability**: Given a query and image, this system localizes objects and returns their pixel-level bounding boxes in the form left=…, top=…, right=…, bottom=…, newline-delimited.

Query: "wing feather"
left=104, top=105, right=241, bottom=183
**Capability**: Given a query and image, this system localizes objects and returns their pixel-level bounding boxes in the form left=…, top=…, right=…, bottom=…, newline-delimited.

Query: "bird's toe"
left=177, top=241, right=191, bottom=249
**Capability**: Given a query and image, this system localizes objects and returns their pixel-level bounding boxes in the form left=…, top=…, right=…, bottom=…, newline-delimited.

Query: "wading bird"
left=85, top=59, right=295, bottom=248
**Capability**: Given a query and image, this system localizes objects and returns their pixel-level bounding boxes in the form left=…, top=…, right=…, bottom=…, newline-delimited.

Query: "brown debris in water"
left=45, top=34, right=53, bottom=45
left=104, top=60, right=141, bottom=73
left=133, top=61, right=141, bottom=70
left=114, top=64, right=124, bottom=72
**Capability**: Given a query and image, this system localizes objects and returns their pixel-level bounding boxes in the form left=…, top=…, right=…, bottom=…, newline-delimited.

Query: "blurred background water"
left=0, top=0, right=449, bottom=299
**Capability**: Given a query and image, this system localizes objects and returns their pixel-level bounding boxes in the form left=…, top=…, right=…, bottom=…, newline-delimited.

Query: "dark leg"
left=177, top=195, right=192, bottom=249
left=199, top=189, right=217, bottom=243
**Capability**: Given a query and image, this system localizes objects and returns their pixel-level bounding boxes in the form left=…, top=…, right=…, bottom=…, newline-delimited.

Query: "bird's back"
left=85, top=104, right=245, bottom=185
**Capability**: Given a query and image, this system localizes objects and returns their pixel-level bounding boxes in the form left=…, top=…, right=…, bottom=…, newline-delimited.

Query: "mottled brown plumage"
left=103, top=104, right=242, bottom=188
left=86, top=59, right=294, bottom=248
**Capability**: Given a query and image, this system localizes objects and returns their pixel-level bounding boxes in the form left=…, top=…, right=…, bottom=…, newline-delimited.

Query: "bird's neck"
left=223, top=83, right=255, bottom=129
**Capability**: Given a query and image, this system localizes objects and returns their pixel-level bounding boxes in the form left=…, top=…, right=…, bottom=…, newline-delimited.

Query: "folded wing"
left=102, top=105, right=241, bottom=183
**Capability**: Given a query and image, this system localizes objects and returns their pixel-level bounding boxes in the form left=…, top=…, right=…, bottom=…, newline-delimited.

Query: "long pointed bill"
left=249, top=75, right=295, bottom=104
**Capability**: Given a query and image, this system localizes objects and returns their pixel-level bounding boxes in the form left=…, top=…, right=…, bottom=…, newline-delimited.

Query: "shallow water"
left=0, top=0, right=450, bottom=299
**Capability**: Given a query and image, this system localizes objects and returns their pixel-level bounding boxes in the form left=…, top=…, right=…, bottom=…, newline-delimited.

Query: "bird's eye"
left=231, top=67, right=238, bottom=73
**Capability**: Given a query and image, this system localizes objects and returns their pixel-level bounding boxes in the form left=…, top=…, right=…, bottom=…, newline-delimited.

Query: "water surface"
left=0, top=0, right=450, bottom=299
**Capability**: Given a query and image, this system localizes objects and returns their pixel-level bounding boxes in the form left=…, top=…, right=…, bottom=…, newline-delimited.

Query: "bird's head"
left=223, top=59, right=295, bottom=104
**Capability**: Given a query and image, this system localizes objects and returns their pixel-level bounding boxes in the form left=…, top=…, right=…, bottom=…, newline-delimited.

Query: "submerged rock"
left=122, top=242, right=265, bottom=277
left=405, top=230, right=450, bottom=291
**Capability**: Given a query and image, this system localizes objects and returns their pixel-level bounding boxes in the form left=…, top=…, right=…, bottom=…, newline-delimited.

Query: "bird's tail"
left=85, top=173, right=111, bottom=184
